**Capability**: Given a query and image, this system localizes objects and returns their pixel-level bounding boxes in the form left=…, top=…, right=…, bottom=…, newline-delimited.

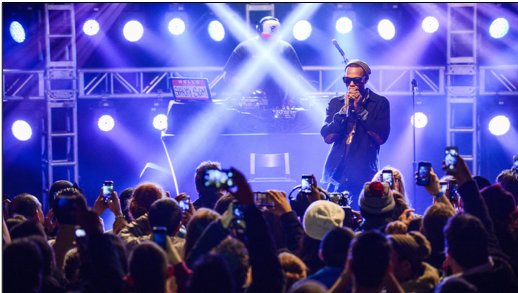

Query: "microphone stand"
left=411, top=79, right=418, bottom=210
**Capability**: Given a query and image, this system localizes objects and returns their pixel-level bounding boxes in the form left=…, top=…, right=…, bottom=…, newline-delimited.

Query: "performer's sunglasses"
left=343, top=76, right=366, bottom=85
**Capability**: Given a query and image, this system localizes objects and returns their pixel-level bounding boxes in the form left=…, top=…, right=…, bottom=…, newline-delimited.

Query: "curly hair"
left=129, top=183, right=163, bottom=220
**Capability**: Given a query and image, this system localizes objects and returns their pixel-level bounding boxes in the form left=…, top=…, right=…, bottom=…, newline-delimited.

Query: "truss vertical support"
left=43, top=3, right=78, bottom=211
left=446, top=3, right=478, bottom=175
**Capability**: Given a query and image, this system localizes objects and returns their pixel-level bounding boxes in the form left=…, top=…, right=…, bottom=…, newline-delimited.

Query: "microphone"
left=411, top=79, right=418, bottom=91
left=332, top=39, right=349, bottom=63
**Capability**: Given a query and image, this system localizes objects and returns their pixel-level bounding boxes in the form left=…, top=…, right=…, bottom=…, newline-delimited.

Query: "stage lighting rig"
left=422, top=16, right=439, bottom=33
left=489, top=115, right=510, bottom=136
left=208, top=20, right=225, bottom=41
left=9, top=21, right=26, bottom=43
left=123, top=20, right=144, bottom=42
left=378, top=19, right=396, bottom=40
left=293, top=20, right=312, bottom=41
left=489, top=18, right=509, bottom=39
left=83, top=19, right=100, bottom=36
left=12, top=120, right=33, bottom=141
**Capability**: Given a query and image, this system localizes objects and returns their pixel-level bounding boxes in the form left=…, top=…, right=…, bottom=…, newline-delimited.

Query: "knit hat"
left=389, top=232, right=431, bottom=271
left=359, top=182, right=394, bottom=214
left=345, top=59, right=371, bottom=76
left=303, top=201, right=345, bottom=240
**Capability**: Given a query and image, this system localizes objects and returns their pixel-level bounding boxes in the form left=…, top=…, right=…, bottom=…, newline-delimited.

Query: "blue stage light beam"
left=10, top=21, right=26, bottom=43
left=11, top=120, right=32, bottom=141
left=83, top=19, right=100, bottom=36
left=208, top=20, right=225, bottom=41
left=123, top=20, right=144, bottom=42
left=489, top=18, right=509, bottom=39
left=378, top=19, right=396, bottom=40
left=168, top=18, right=186, bottom=35
left=336, top=17, right=353, bottom=34
left=489, top=115, right=510, bottom=136
left=422, top=16, right=439, bottom=33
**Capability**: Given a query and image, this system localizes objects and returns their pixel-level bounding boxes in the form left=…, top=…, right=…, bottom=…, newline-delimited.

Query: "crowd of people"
left=3, top=155, right=518, bottom=293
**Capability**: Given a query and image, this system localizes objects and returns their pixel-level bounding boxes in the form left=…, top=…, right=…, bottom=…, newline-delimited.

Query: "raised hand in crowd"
left=308, top=174, right=324, bottom=204
left=43, top=208, right=58, bottom=232
left=416, top=167, right=456, bottom=214
left=266, top=190, right=292, bottom=216
left=175, top=193, right=195, bottom=225
left=385, top=220, right=408, bottom=235
left=228, top=167, right=254, bottom=206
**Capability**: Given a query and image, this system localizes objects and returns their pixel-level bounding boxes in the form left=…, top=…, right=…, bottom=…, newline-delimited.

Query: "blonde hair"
left=372, top=166, right=411, bottom=208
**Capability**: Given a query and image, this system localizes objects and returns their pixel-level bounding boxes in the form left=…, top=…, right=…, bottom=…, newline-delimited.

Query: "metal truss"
left=76, top=65, right=445, bottom=99
left=479, top=65, right=518, bottom=95
left=3, top=70, right=45, bottom=100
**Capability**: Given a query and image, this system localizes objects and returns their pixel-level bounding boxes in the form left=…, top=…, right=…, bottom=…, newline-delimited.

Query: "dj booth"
left=159, top=77, right=333, bottom=197
left=161, top=100, right=332, bottom=197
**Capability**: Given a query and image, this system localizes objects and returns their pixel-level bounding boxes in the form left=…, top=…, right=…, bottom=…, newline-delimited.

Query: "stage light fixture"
left=411, top=112, right=428, bottom=128
left=83, top=19, right=100, bottom=36
left=11, top=120, right=32, bottom=141
left=10, top=21, right=26, bottom=43
left=336, top=17, right=353, bottom=34
left=378, top=19, right=395, bottom=40
left=153, top=114, right=168, bottom=130
left=293, top=20, right=312, bottom=41
left=123, top=20, right=144, bottom=42
left=168, top=18, right=185, bottom=35
left=208, top=20, right=225, bottom=41
left=98, top=115, right=115, bottom=132
left=489, top=18, right=509, bottom=39
left=422, top=16, right=439, bottom=33
left=489, top=115, right=510, bottom=136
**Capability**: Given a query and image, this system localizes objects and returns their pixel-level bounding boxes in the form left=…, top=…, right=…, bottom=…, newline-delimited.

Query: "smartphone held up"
left=417, top=162, right=431, bottom=186
left=103, top=181, right=114, bottom=200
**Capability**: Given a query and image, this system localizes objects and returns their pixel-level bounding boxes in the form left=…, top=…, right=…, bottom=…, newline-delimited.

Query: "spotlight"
left=11, top=120, right=32, bottom=141
left=422, top=16, right=439, bottom=33
left=489, top=115, right=510, bottom=136
left=411, top=112, right=428, bottom=128
left=9, top=21, right=26, bottom=43
left=123, top=20, right=144, bottom=42
left=208, top=20, right=225, bottom=41
left=336, top=17, right=353, bottom=34
left=489, top=18, right=509, bottom=39
left=98, top=115, right=115, bottom=132
left=83, top=19, right=100, bottom=36
left=153, top=114, right=168, bottom=130
left=168, top=18, right=185, bottom=35
left=378, top=19, right=395, bottom=40
left=293, top=20, right=312, bottom=41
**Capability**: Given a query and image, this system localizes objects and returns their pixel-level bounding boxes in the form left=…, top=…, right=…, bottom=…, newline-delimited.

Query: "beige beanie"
left=303, top=200, right=345, bottom=240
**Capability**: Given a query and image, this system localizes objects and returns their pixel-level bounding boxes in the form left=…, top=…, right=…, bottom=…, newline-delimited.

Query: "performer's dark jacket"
left=320, top=88, right=390, bottom=186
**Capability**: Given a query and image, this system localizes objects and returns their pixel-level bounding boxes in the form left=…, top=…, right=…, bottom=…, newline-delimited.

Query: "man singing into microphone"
left=320, top=60, right=390, bottom=209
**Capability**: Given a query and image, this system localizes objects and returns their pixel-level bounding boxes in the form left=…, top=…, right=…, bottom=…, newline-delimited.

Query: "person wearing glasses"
left=320, top=60, right=390, bottom=210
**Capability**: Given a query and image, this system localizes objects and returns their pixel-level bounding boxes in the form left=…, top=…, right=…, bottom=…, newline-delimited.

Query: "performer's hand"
left=347, top=89, right=362, bottom=110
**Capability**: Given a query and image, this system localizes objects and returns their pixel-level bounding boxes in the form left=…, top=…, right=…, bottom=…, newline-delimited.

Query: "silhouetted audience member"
left=193, top=160, right=225, bottom=210
left=119, top=183, right=164, bottom=251
left=434, top=277, right=478, bottom=293
left=9, top=219, right=46, bottom=240
left=496, top=169, right=518, bottom=205
left=9, top=193, right=45, bottom=224
left=359, top=182, right=395, bottom=231
left=473, top=176, right=491, bottom=191
left=119, top=187, right=135, bottom=222
left=301, top=200, right=345, bottom=274
left=349, top=231, right=395, bottom=293
left=183, top=208, right=220, bottom=259
left=147, top=198, right=185, bottom=256
left=48, top=180, right=74, bottom=213
left=421, top=203, right=456, bottom=272
left=188, top=254, right=234, bottom=293
left=279, top=252, right=308, bottom=290
left=288, top=280, right=327, bottom=293
left=388, top=232, right=440, bottom=293
left=3, top=238, right=44, bottom=293
left=129, top=242, right=171, bottom=293
left=27, top=235, right=67, bottom=293
left=442, top=214, right=518, bottom=293
left=480, top=184, right=518, bottom=273
left=305, top=227, right=354, bottom=289
left=214, top=193, right=236, bottom=215
left=6, top=214, right=26, bottom=231
left=51, top=187, right=86, bottom=271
